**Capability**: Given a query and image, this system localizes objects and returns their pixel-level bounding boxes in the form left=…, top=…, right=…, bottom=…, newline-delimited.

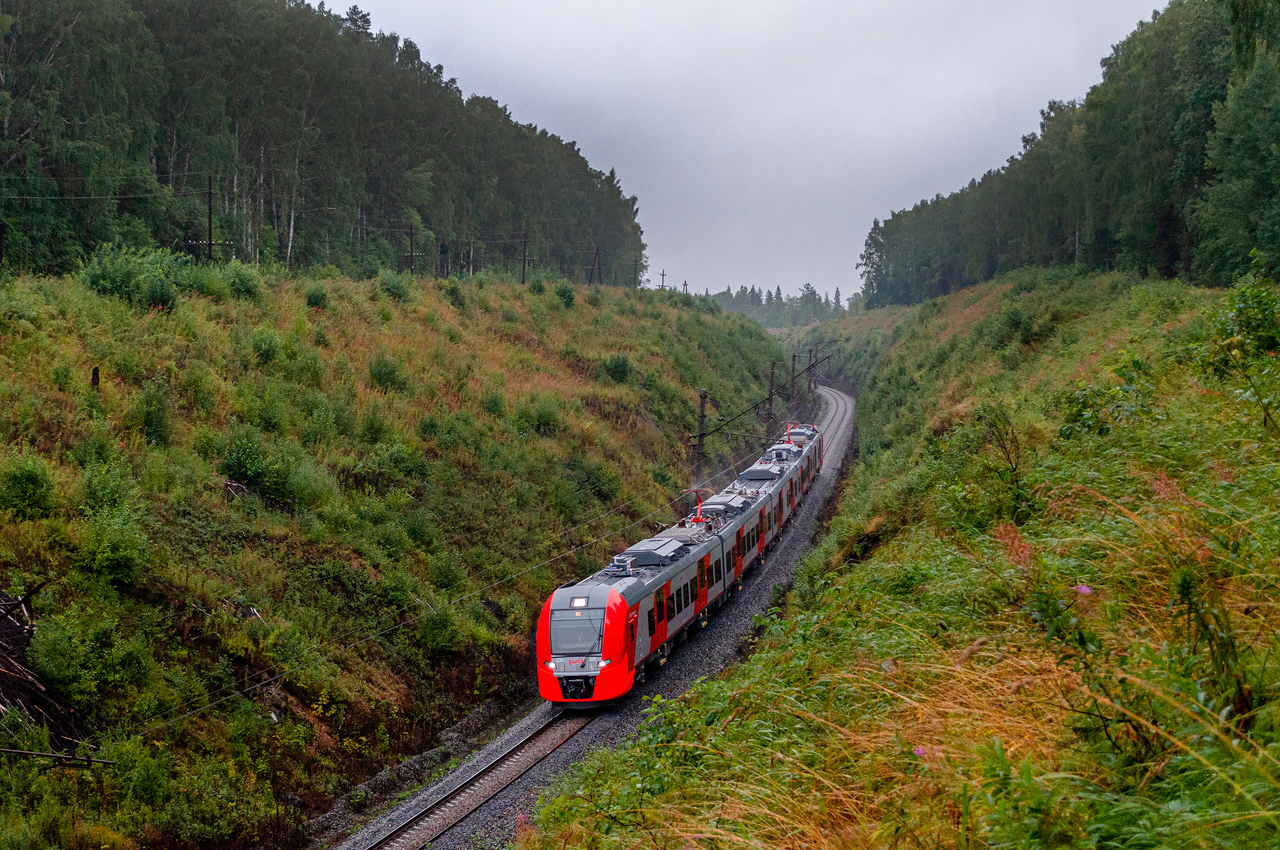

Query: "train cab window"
left=629, top=622, right=636, bottom=642
left=647, top=608, right=656, bottom=637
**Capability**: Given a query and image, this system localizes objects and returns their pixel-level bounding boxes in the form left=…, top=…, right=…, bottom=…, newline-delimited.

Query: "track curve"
left=339, top=386, right=856, bottom=850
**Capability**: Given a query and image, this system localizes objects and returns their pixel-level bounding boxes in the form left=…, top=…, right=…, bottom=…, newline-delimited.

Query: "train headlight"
left=598, top=658, right=611, bottom=669
left=544, top=660, right=556, bottom=670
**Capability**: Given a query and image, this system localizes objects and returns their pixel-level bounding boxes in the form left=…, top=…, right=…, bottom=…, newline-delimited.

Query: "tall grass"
left=0, top=248, right=784, bottom=846
left=526, top=268, right=1280, bottom=850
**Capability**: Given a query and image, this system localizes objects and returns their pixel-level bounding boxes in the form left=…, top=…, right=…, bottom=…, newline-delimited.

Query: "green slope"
left=527, top=266, right=1280, bottom=849
left=0, top=254, right=784, bottom=847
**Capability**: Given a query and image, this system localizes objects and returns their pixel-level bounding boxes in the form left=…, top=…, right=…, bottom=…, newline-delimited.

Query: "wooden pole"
left=207, top=175, right=214, bottom=262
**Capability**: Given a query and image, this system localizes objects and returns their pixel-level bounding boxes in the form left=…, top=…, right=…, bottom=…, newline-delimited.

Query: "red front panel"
left=536, top=588, right=635, bottom=703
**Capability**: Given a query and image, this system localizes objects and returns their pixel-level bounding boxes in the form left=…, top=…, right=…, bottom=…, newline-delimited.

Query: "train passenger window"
left=715, top=558, right=722, bottom=582
left=674, top=591, right=682, bottom=615
left=629, top=622, right=636, bottom=642
left=656, top=593, right=665, bottom=622
left=667, top=593, right=675, bottom=617
left=684, top=582, right=691, bottom=607
left=647, top=608, right=655, bottom=637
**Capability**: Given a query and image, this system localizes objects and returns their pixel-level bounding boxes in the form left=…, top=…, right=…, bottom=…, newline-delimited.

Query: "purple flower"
left=913, top=747, right=926, bottom=757
left=1076, top=584, right=1092, bottom=595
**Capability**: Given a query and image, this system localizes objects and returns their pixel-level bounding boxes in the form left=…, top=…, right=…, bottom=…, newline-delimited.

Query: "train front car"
left=537, top=583, right=631, bottom=704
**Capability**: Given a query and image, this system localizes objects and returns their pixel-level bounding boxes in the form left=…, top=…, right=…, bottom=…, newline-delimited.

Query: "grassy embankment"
left=0, top=248, right=784, bottom=848
left=527, top=267, right=1280, bottom=848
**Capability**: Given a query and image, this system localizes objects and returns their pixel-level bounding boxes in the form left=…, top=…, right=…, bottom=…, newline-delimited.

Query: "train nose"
left=558, top=676, right=596, bottom=700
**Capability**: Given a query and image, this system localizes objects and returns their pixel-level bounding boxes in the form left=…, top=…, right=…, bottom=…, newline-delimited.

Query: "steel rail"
left=366, top=710, right=592, bottom=850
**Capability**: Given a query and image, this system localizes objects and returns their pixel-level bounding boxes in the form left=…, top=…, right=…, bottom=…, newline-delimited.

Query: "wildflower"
left=1075, top=584, right=1092, bottom=595
left=913, top=747, right=926, bottom=757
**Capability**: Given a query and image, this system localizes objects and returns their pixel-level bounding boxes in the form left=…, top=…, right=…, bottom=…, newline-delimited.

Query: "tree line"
left=713, top=282, right=852, bottom=328
left=858, top=0, right=1280, bottom=307
left=0, top=1, right=646, bottom=280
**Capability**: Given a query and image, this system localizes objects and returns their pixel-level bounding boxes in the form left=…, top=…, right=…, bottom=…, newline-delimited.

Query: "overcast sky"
left=355, top=1, right=1162, bottom=297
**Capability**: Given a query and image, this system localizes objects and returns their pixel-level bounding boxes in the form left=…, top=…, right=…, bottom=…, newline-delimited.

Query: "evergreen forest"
left=0, top=1, right=645, bottom=280
left=858, top=0, right=1280, bottom=306
left=712, top=282, right=851, bottom=329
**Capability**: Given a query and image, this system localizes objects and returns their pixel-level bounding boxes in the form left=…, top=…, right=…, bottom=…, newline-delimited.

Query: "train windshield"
left=549, top=608, right=605, bottom=655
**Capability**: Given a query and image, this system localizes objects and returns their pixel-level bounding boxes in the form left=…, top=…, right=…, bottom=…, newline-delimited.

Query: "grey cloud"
left=358, top=0, right=1161, bottom=296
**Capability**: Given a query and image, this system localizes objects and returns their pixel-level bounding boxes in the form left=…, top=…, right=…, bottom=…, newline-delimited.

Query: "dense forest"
left=0, top=1, right=645, bottom=280
left=858, top=0, right=1280, bottom=306
left=713, top=282, right=851, bottom=328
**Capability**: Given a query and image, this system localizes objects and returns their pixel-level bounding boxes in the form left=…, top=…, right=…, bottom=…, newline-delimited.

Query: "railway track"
left=353, top=387, right=854, bottom=850
left=367, top=711, right=593, bottom=850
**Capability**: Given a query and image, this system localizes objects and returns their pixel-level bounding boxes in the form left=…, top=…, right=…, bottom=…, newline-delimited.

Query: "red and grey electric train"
left=536, top=423, right=825, bottom=705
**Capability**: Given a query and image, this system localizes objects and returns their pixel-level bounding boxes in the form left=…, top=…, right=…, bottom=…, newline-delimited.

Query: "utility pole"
left=521, top=235, right=528, bottom=286
left=207, top=175, right=214, bottom=262
left=695, top=389, right=708, bottom=486
left=683, top=280, right=688, bottom=294
left=660, top=269, right=666, bottom=290
left=766, top=360, right=776, bottom=442
left=633, top=259, right=639, bottom=288
left=408, top=222, right=415, bottom=274
left=790, top=352, right=797, bottom=406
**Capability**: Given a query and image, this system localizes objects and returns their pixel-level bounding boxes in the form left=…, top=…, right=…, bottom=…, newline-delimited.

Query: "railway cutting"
left=341, top=386, right=856, bottom=850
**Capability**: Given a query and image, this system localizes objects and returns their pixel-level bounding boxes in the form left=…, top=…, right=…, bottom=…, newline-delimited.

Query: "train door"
left=789, top=479, right=795, bottom=512
left=758, top=508, right=767, bottom=554
left=735, top=527, right=745, bottom=579
left=626, top=609, right=639, bottom=670
left=648, top=588, right=669, bottom=657
left=698, top=554, right=709, bottom=609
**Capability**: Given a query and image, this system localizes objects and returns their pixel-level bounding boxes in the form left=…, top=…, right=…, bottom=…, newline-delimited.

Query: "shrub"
left=305, top=285, right=329, bottom=310
left=418, top=608, right=467, bottom=657
left=482, top=391, right=506, bottom=418
left=52, top=362, right=73, bottom=391
left=80, top=460, right=134, bottom=515
left=599, top=354, right=632, bottom=383
left=554, top=281, right=575, bottom=308
left=181, top=264, right=232, bottom=301
left=361, top=403, right=391, bottom=444
left=585, top=286, right=602, bottom=307
left=80, top=506, right=148, bottom=585
left=0, top=455, right=55, bottom=519
left=378, top=269, right=411, bottom=302
left=368, top=351, right=407, bottom=392
left=513, top=395, right=562, bottom=436
left=131, top=377, right=172, bottom=446
left=224, top=260, right=263, bottom=301
left=529, top=279, right=545, bottom=295
left=251, top=326, right=280, bottom=366
left=220, top=425, right=289, bottom=501
left=570, top=454, right=621, bottom=501
left=441, top=279, right=465, bottom=309
left=80, top=244, right=186, bottom=309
